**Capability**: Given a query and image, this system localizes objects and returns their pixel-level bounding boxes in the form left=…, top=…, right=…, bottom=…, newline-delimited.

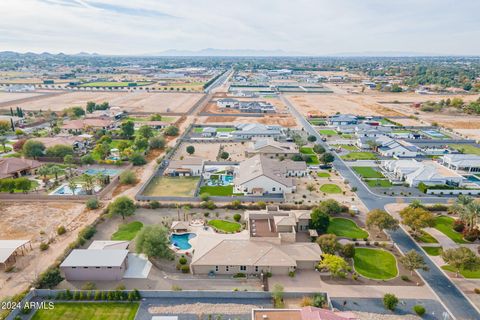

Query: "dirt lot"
left=199, top=114, right=299, bottom=128
left=388, top=117, right=426, bottom=127
left=0, top=91, right=204, bottom=113
left=0, top=202, right=85, bottom=241
left=0, top=92, right=43, bottom=103
left=220, top=141, right=250, bottom=161
left=173, top=142, right=221, bottom=161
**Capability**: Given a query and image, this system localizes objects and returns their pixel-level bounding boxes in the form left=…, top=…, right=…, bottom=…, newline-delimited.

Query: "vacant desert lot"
left=0, top=91, right=44, bottom=103
left=174, top=142, right=220, bottom=161
left=0, top=202, right=85, bottom=240
left=0, top=91, right=204, bottom=113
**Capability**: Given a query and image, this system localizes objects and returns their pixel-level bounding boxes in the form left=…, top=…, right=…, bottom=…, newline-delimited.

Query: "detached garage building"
left=60, top=249, right=129, bottom=281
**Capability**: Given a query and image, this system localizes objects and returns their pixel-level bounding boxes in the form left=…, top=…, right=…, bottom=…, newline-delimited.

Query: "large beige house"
left=190, top=207, right=320, bottom=276
left=233, top=155, right=307, bottom=195
left=245, top=138, right=299, bottom=159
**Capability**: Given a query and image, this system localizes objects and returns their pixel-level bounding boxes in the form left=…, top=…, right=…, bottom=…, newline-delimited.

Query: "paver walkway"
left=424, top=228, right=458, bottom=249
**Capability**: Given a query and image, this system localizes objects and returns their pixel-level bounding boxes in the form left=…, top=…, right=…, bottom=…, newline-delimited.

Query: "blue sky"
left=0, top=0, right=479, bottom=55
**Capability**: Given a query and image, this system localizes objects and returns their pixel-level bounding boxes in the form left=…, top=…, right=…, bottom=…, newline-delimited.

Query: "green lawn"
left=79, top=81, right=151, bottom=87
left=327, top=218, right=369, bottom=239
left=320, top=184, right=342, bottom=193
left=309, top=119, right=326, bottom=125
left=31, top=302, right=139, bottom=320
left=415, top=230, right=438, bottom=244
left=442, top=265, right=480, bottom=279
left=353, top=248, right=398, bottom=280
left=319, top=129, right=337, bottom=136
left=434, top=216, right=468, bottom=244
left=305, top=155, right=320, bottom=165
left=300, top=147, right=314, bottom=154
left=333, top=144, right=358, bottom=151
left=199, top=185, right=239, bottom=196
left=352, top=167, right=385, bottom=178
left=366, top=179, right=393, bottom=188
left=422, top=246, right=442, bottom=256
left=111, top=221, right=144, bottom=241
left=341, top=152, right=378, bottom=161
left=208, top=219, right=242, bottom=233
left=317, top=172, right=331, bottom=178
left=449, top=144, right=480, bottom=156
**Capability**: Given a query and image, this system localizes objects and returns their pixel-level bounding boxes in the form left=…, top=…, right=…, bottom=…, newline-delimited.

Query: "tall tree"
left=442, top=247, right=480, bottom=277
left=399, top=250, right=428, bottom=275
left=136, top=225, right=173, bottom=259
left=399, top=206, right=435, bottom=236
left=109, top=196, right=136, bottom=220
left=366, top=209, right=399, bottom=232
left=318, top=254, right=348, bottom=278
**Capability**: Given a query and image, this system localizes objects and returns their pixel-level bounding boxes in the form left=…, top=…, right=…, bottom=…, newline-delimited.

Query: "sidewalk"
left=424, top=228, right=458, bottom=249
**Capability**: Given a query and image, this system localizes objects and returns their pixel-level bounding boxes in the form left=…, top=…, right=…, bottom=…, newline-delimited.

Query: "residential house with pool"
left=231, top=123, right=285, bottom=140
left=440, top=154, right=480, bottom=173
left=233, top=155, right=307, bottom=195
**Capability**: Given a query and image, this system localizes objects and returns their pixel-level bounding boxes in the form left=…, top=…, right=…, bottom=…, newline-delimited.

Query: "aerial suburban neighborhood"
left=1, top=1, right=480, bottom=320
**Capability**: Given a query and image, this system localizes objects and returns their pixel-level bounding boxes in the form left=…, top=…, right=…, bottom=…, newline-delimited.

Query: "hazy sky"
left=0, top=0, right=479, bottom=55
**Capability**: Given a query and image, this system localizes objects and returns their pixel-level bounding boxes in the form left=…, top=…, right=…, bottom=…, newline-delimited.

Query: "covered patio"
left=0, top=240, right=32, bottom=270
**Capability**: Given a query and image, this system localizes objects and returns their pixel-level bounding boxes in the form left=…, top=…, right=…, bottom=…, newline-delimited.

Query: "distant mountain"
left=145, top=48, right=309, bottom=57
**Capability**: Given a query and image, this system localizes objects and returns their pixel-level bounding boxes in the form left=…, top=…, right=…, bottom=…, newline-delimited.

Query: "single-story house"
left=190, top=238, right=321, bottom=276
left=233, top=155, right=307, bottom=195
left=441, top=154, right=480, bottom=173
left=245, top=138, right=299, bottom=158
left=60, top=247, right=129, bottom=281
left=328, top=114, right=358, bottom=126
left=135, top=121, right=169, bottom=130
left=382, top=159, right=464, bottom=187
left=251, top=307, right=358, bottom=320
left=200, top=127, right=217, bottom=138
left=0, top=158, right=42, bottom=179
left=61, top=118, right=115, bottom=133
left=164, top=158, right=204, bottom=176
left=231, top=124, right=284, bottom=140
left=378, top=139, right=420, bottom=158
left=217, top=98, right=239, bottom=108
left=356, top=135, right=393, bottom=150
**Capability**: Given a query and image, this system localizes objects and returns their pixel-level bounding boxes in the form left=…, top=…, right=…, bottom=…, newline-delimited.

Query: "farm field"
left=142, top=176, right=199, bottom=197
left=0, top=91, right=204, bottom=113
left=0, top=91, right=43, bottom=103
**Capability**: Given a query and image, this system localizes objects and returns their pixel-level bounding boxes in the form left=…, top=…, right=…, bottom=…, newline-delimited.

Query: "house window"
left=255, top=266, right=259, bottom=272
left=240, top=266, right=246, bottom=271
left=226, top=266, right=229, bottom=272
left=215, top=266, right=219, bottom=272
left=272, top=187, right=276, bottom=191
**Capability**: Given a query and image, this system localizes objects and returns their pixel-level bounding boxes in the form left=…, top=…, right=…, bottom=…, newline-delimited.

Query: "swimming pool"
left=423, top=129, right=448, bottom=139
left=466, top=175, right=480, bottom=186
left=50, top=184, right=87, bottom=195
left=170, top=233, right=196, bottom=250
left=207, top=174, right=234, bottom=186
left=84, top=168, right=121, bottom=177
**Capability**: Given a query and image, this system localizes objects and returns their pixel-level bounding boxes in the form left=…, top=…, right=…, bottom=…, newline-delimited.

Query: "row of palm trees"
left=451, top=195, right=480, bottom=233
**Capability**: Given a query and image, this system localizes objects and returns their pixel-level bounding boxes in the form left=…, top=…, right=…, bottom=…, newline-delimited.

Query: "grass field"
left=333, top=144, right=358, bottom=151
left=305, top=155, right=320, bottom=165
left=327, top=218, right=369, bottom=239
left=320, top=184, right=342, bottom=194
left=142, top=176, right=199, bottom=197
left=434, top=216, right=468, bottom=244
left=208, top=219, right=242, bottom=233
left=31, top=302, right=139, bottom=320
left=353, top=248, right=398, bottom=280
left=341, top=152, right=378, bottom=161
left=319, top=129, right=337, bottom=136
left=352, top=167, right=385, bottom=178
left=199, top=185, right=239, bottom=196
left=111, top=221, right=144, bottom=241
left=317, top=172, right=331, bottom=178
left=415, top=230, right=439, bottom=244
left=79, top=81, right=152, bottom=87
left=422, top=246, right=442, bottom=256
left=300, top=147, right=314, bottom=154
left=442, top=265, right=480, bottom=279
left=366, top=179, right=393, bottom=188
left=449, top=144, right=480, bottom=156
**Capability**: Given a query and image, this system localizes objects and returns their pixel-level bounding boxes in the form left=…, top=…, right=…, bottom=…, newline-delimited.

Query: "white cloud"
left=0, top=0, right=478, bottom=55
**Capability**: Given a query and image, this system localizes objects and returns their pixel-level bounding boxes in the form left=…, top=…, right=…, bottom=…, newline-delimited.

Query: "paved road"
left=281, top=94, right=480, bottom=320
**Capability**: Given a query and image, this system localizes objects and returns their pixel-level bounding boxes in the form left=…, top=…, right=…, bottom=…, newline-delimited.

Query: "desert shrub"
left=181, top=265, right=190, bottom=273
left=86, top=198, right=99, bottom=210
left=413, top=305, right=426, bottom=316
left=149, top=201, right=160, bottom=209
left=79, top=225, right=96, bottom=240
left=401, top=275, right=410, bottom=282
left=233, top=213, right=241, bottom=222
left=120, top=170, right=136, bottom=185
left=383, top=293, right=399, bottom=311
left=300, top=296, right=313, bottom=307
left=39, top=242, right=49, bottom=251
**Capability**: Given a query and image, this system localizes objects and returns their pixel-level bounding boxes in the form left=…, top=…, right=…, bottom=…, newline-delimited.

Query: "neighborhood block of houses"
left=217, top=98, right=276, bottom=113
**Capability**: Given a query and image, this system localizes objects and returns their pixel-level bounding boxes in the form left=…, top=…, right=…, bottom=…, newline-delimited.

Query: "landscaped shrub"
left=341, top=243, right=355, bottom=258
left=82, top=282, right=96, bottom=290
left=181, top=265, right=190, bottom=273
left=453, top=220, right=465, bottom=232
left=39, top=242, right=49, bottom=251
left=233, top=272, right=246, bottom=278
left=401, top=275, right=410, bottom=282
left=383, top=293, right=399, bottom=311
left=413, top=305, right=426, bottom=316
left=233, top=213, right=241, bottom=222
left=300, top=296, right=313, bottom=307
left=119, top=170, right=136, bottom=185
left=56, top=225, right=66, bottom=235
left=179, top=256, right=187, bottom=265
left=79, top=225, right=96, bottom=240
left=313, top=294, right=327, bottom=308
left=463, top=228, right=479, bottom=242
left=149, top=201, right=160, bottom=209
left=288, top=271, right=295, bottom=277
left=474, top=288, right=480, bottom=294
left=86, top=198, right=99, bottom=210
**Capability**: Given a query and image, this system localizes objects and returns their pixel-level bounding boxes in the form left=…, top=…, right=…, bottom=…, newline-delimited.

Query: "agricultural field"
left=0, top=91, right=204, bottom=113
left=0, top=91, right=43, bottom=103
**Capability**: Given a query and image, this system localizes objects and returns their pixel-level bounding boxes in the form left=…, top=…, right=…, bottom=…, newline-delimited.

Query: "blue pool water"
left=51, top=185, right=87, bottom=195
left=422, top=129, right=447, bottom=138
left=170, top=233, right=196, bottom=250
left=222, top=175, right=234, bottom=184
left=84, top=168, right=121, bottom=176
left=207, top=174, right=234, bottom=186
left=466, top=175, right=480, bottom=186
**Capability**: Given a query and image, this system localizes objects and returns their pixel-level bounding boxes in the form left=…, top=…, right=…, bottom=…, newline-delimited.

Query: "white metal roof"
left=60, top=249, right=128, bottom=267
left=0, top=240, right=30, bottom=264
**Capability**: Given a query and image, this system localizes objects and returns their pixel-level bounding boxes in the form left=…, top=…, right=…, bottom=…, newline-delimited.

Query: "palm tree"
left=68, top=179, right=77, bottom=195
left=464, top=202, right=480, bottom=232
left=82, top=174, right=95, bottom=195
left=0, top=136, right=7, bottom=153
left=50, top=166, right=62, bottom=182
left=37, top=166, right=51, bottom=183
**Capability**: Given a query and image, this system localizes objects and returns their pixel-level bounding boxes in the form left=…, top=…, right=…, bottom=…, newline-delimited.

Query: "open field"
left=31, top=302, right=139, bottom=320
left=0, top=202, right=85, bottom=240
left=0, top=91, right=204, bottom=113
left=78, top=81, right=152, bottom=87
left=221, top=141, right=250, bottom=161
left=199, top=114, right=299, bottom=128
left=174, top=142, right=220, bottom=161
left=0, top=91, right=44, bottom=103
left=142, top=176, right=199, bottom=197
